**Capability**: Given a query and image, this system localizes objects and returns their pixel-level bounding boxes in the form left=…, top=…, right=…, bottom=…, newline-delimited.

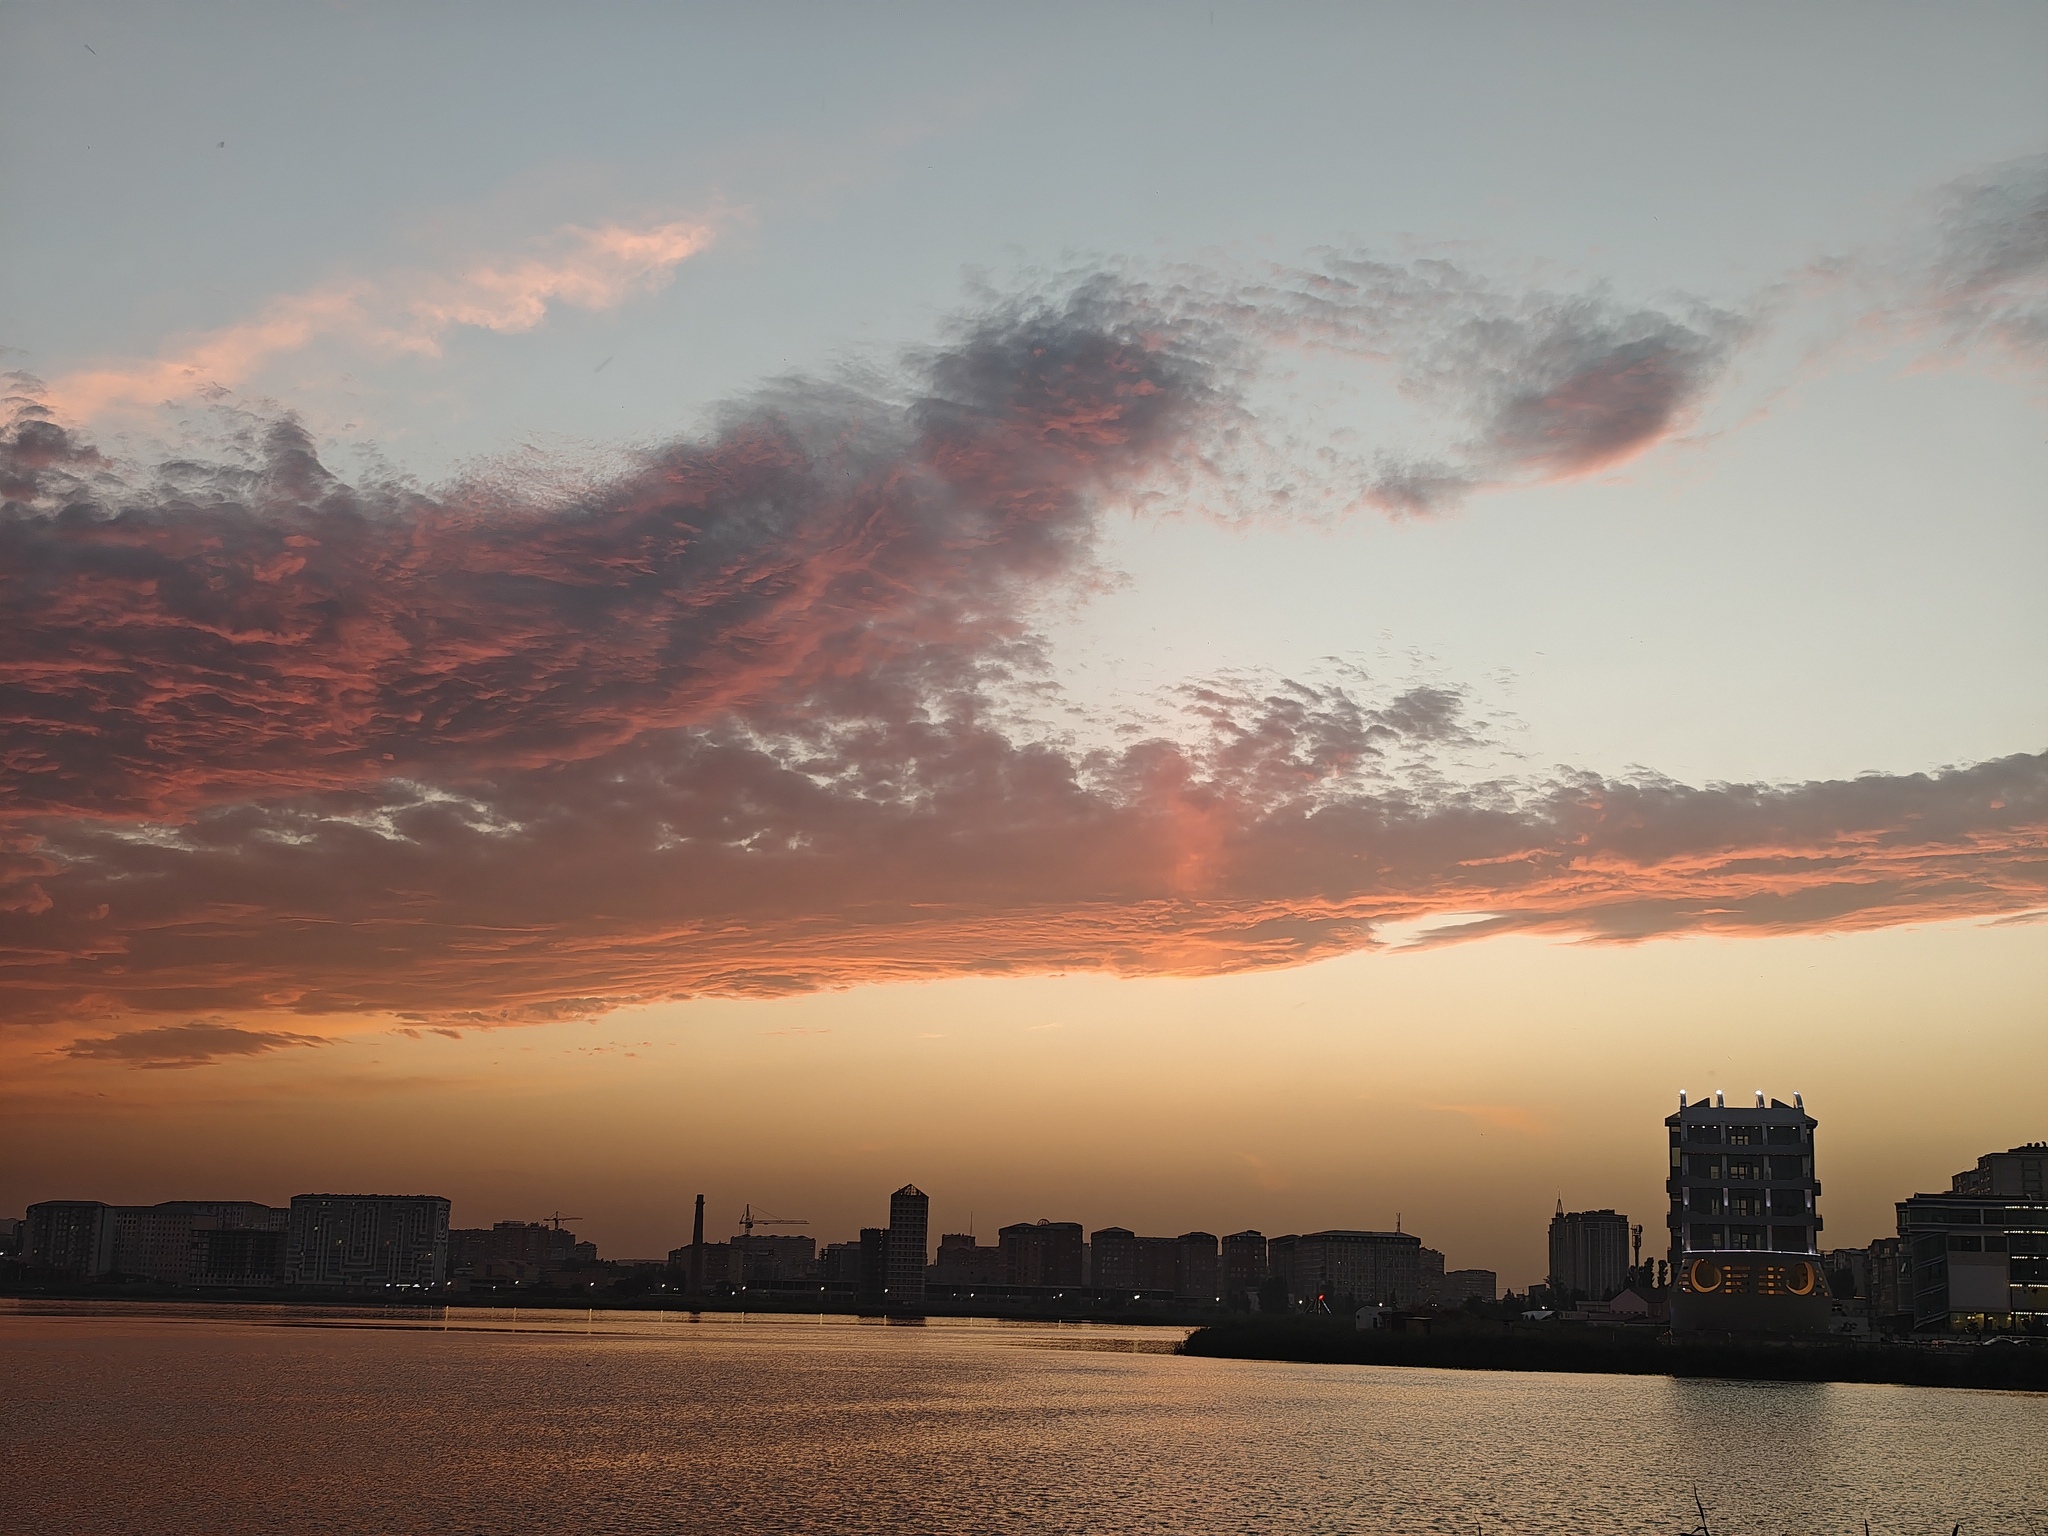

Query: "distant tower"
left=886, top=1185, right=929, bottom=1305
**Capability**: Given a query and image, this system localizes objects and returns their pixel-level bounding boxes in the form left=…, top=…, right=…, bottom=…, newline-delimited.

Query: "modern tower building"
left=1547, top=1206, right=1630, bottom=1303
left=1665, top=1090, right=1828, bottom=1334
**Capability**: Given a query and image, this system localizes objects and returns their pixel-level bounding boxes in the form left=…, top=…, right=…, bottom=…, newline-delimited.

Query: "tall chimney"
left=689, top=1193, right=705, bottom=1295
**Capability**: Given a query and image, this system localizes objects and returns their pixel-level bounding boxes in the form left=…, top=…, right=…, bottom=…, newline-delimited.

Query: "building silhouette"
left=857, top=1227, right=888, bottom=1304
left=21, top=1202, right=115, bottom=1280
left=1000, top=1219, right=1084, bottom=1287
left=931, top=1233, right=1003, bottom=1286
left=1547, top=1206, right=1630, bottom=1303
left=886, top=1185, right=928, bottom=1303
left=1268, top=1230, right=1423, bottom=1308
left=1440, top=1267, right=1498, bottom=1304
left=1220, top=1230, right=1266, bottom=1301
left=23, top=1200, right=287, bottom=1285
left=1175, top=1232, right=1219, bottom=1301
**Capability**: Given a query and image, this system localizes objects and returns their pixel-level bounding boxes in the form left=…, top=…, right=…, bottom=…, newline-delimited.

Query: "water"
left=3, top=1301, right=2042, bottom=1535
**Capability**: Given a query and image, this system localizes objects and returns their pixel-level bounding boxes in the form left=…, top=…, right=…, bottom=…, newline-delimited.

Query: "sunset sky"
left=2, top=3, right=2043, bottom=1287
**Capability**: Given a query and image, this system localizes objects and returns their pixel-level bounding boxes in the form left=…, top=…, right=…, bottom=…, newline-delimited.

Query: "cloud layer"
left=4, top=214, right=2044, bottom=1040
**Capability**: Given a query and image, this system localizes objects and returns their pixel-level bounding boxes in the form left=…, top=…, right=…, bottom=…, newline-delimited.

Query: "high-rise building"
left=1175, top=1232, right=1219, bottom=1301
left=1895, top=1143, right=2048, bottom=1333
left=886, top=1185, right=928, bottom=1304
left=1666, top=1090, right=1829, bottom=1334
left=1867, top=1236, right=1908, bottom=1326
left=22, top=1201, right=115, bottom=1280
left=857, top=1227, right=888, bottom=1304
left=1547, top=1207, right=1630, bottom=1303
left=1267, top=1230, right=1423, bottom=1308
left=1221, top=1230, right=1266, bottom=1299
left=999, top=1220, right=1084, bottom=1288
left=111, top=1201, right=287, bottom=1284
left=1088, top=1227, right=1138, bottom=1289
left=284, top=1195, right=450, bottom=1289
left=1418, top=1246, right=1446, bottom=1303
left=821, top=1240, right=864, bottom=1288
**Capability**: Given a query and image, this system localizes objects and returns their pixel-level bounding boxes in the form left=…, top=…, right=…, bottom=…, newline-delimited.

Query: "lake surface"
left=4, top=1301, right=2043, bottom=1535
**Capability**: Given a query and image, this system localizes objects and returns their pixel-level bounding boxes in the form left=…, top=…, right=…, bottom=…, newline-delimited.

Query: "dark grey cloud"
left=1206, top=255, right=1748, bottom=510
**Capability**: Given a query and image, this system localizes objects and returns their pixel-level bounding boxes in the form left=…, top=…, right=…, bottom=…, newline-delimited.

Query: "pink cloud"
left=2, top=262, right=2040, bottom=1038
left=38, top=217, right=720, bottom=421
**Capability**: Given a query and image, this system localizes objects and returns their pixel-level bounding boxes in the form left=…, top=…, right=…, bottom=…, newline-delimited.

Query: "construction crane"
left=540, top=1212, right=583, bottom=1232
left=736, top=1203, right=807, bottom=1291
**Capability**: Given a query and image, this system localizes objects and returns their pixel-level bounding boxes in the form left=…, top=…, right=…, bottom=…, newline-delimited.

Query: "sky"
left=2, top=2, right=2044, bottom=1286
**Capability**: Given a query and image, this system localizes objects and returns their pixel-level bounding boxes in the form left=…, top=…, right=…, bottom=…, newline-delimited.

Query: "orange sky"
left=5, top=915, right=2039, bottom=1287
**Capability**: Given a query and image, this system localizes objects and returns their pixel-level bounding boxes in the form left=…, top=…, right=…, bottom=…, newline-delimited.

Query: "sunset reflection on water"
left=5, top=1302, right=2042, bottom=1535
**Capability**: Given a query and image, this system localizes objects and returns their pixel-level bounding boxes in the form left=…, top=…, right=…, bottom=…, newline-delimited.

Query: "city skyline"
left=11, top=1084, right=2007, bottom=1293
left=2, top=5, right=2043, bottom=1295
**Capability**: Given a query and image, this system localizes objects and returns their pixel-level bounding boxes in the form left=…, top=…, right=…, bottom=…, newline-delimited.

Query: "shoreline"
left=0, top=1287, right=1205, bottom=1327
left=1178, top=1318, right=2048, bottom=1391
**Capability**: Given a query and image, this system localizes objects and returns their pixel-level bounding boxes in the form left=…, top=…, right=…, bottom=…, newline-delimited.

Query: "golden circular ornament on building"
left=1687, top=1258, right=1723, bottom=1293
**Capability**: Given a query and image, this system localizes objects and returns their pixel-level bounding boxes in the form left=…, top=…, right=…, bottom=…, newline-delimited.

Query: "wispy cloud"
left=58, top=1020, right=331, bottom=1069
left=1912, top=152, right=2048, bottom=364
left=38, top=217, right=721, bottom=422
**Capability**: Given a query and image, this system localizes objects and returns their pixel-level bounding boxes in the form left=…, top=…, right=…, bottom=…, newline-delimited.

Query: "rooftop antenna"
left=1679, top=1089, right=1688, bottom=1108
